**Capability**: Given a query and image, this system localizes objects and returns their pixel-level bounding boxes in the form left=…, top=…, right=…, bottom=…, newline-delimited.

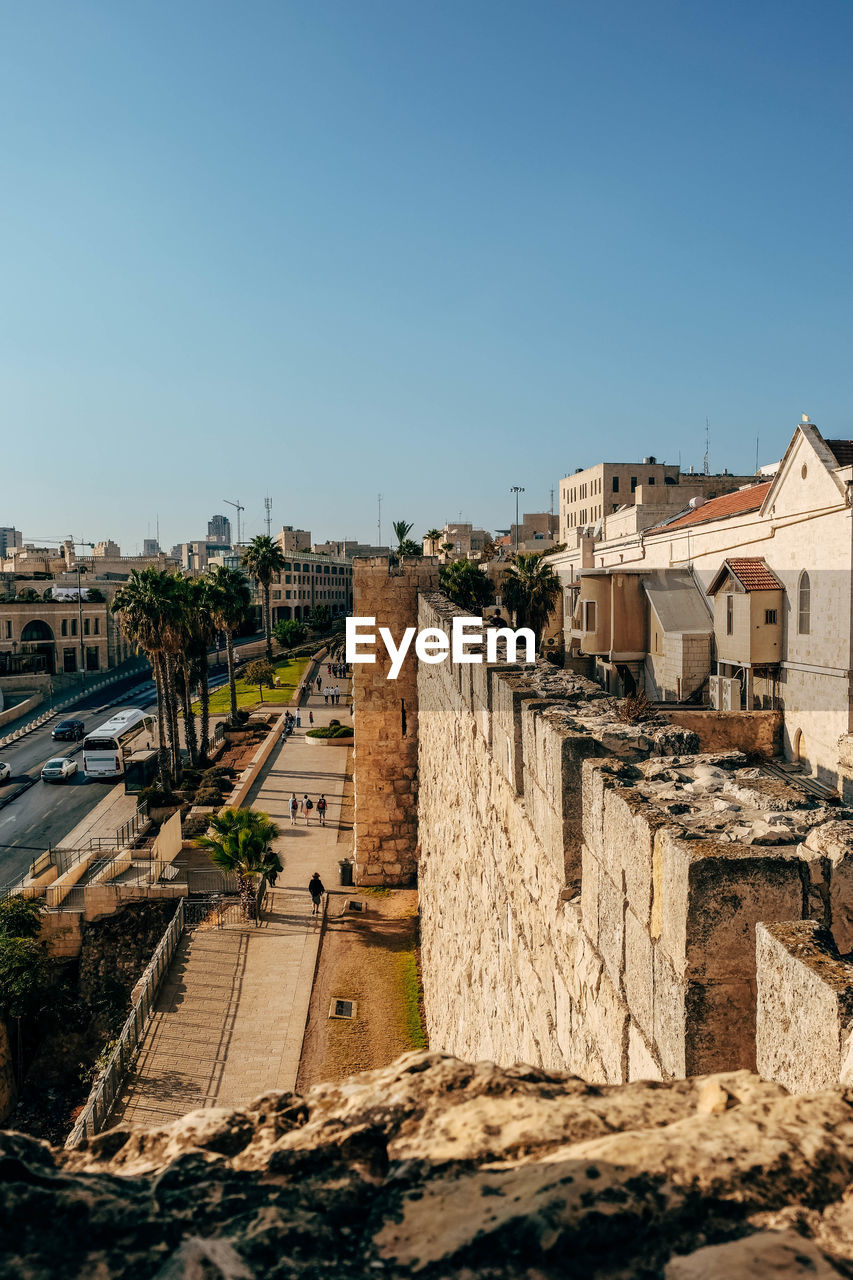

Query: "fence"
left=65, top=897, right=185, bottom=1148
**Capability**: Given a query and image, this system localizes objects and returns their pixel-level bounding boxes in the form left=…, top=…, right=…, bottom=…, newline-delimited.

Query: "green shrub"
left=140, top=786, right=178, bottom=808
left=306, top=724, right=354, bottom=739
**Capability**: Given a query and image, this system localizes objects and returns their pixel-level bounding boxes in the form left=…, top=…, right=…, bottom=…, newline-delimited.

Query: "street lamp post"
left=510, top=486, right=525, bottom=552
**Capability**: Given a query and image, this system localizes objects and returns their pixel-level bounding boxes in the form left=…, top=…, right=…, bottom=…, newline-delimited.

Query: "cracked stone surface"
left=6, top=1053, right=853, bottom=1277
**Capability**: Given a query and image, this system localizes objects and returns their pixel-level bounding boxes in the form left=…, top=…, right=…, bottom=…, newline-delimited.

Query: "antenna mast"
left=264, top=496, right=272, bottom=538
left=377, top=493, right=383, bottom=547
left=703, top=418, right=710, bottom=476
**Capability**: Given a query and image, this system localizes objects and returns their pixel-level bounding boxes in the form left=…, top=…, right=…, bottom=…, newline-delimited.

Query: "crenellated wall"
left=351, top=563, right=853, bottom=1090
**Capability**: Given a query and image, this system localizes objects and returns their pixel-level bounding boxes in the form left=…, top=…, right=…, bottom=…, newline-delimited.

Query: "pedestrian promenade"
left=112, top=664, right=353, bottom=1128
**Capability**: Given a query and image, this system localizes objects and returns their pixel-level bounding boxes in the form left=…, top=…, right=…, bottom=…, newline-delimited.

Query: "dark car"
left=52, top=718, right=85, bottom=741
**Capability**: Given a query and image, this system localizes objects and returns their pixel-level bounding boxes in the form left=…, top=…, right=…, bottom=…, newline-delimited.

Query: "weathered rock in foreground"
left=5, top=1053, right=853, bottom=1278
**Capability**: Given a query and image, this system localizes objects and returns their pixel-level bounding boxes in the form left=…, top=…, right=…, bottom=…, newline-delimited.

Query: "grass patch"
left=193, top=657, right=308, bottom=714
left=361, top=886, right=393, bottom=898
left=398, top=950, right=427, bottom=1049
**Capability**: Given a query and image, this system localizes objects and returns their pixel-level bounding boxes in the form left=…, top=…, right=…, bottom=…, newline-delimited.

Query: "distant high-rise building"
left=208, top=514, right=232, bottom=544
left=143, top=538, right=160, bottom=556
left=0, top=527, right=22, bottom=557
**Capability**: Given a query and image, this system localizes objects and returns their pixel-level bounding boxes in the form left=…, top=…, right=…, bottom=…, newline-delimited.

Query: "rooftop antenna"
left=549, top=487, right=554, bottom=516
left=703, top=418, right=710, bottom=476
left=377, top=493, right=383, bottom=547
left=755, top=434, right=760, bottom=473
left=223, top=498, right=245, bottom=548
left=264, top=496, right=272, bottom=538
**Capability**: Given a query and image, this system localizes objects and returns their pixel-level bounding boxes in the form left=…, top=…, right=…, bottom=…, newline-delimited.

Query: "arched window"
left=798, top=571, right=811, bottom=635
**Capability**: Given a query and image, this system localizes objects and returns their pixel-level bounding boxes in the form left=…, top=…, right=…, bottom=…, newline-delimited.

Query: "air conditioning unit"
left=721, top=677, right=742, bottom=711
left=709, top=675, right=721, bottom=709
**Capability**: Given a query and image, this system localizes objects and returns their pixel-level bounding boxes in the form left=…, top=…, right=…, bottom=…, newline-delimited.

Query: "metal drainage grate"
left=329, top=998, right=357, bottom=1020
left=348, top=899, right=365, bottom=912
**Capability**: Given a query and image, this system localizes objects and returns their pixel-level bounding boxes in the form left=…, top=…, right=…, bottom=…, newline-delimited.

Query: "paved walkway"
left=112, top=663, right=353, bottom=1128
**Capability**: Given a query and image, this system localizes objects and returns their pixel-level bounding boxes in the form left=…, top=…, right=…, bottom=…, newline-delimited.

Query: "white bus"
left=82, top=708, right=158, bottom=779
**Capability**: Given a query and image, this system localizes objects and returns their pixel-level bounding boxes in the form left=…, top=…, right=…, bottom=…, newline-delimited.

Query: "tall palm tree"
left=392, top=520, right=414, bottom=556
left=195, top=808, right=282, bottom=920
left=207, top=564, right=253, bottom=724
left=243, top=535, right=286, bottom=661
left=501, top=554, right=562, bottom=648
left=112, top=568, right=179, bottom=785
left=424, top=528, right=443, bottom=556
left=173, top=575, right=215, bottom=768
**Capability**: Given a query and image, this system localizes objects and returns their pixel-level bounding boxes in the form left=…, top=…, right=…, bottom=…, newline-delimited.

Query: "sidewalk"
left=56, top=784, right=140, bottom=851
left=111, top=666, right=354, bottom=1127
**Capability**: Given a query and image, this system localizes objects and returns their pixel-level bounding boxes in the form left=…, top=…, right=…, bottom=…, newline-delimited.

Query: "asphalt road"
left=0, top=650, right=244, bottom=890
left=0, top=672, right=161, bottom=889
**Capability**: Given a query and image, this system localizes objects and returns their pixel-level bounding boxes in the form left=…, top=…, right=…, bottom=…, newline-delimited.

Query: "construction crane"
left=223, top=499, right=245, bottom=548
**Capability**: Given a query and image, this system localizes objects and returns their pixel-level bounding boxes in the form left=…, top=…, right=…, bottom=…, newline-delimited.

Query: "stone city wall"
left=350, top=563, right=853, bottom=1091
left=413, top=590, right=853, bottom=1087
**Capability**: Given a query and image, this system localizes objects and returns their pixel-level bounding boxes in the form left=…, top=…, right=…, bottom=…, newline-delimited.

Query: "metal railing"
left=65, top=898, right=185, bottom=1148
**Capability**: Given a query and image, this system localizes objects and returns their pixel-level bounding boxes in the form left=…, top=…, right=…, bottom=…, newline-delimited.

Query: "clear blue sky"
left=2, top=1, right=851, bottom=551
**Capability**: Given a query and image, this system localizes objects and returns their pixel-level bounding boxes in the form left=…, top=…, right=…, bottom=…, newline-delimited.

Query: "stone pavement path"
left=112, top=663, right=353, bottom=1129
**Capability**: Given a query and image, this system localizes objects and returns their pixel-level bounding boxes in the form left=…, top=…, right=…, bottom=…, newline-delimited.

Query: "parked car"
left=52, top=718, right=85, bottom=741
left=0, top=762, right=10, bottom=783
left=41, top=757, right=78, bottom=783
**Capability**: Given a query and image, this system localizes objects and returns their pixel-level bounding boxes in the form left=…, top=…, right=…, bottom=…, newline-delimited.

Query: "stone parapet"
left=756, top=920, right=853, bottom=1093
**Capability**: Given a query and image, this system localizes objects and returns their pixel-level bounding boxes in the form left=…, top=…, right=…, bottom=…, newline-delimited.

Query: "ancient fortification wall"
left=352, top=564, right=853, bottom=1091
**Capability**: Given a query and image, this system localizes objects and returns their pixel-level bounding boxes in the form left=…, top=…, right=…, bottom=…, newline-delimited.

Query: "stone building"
left=270, top=550, right=353, bottom=621
left=0, top=597, right=130, bottom=675
left=275, top=526, right=312, bottom=554
left=558, top=458, right=754, bottom=543
left=551, top=419, right=853, bottom=791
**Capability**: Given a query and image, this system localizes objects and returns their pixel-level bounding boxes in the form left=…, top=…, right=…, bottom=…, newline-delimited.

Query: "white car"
left=41, top=757, right=78, bottom=784
left=0, top=762, right=10, bottom=783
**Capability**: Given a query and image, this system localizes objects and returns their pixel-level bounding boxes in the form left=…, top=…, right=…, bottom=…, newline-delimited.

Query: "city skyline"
left=2, top=1, right=851, bottom=546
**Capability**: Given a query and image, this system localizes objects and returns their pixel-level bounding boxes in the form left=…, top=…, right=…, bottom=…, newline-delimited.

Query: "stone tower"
left=352, top=556, right=440, bottom=885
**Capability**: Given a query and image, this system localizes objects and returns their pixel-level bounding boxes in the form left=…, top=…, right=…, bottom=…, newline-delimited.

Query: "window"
left=765, top=609, right=778, bottom=625
left=84, top=618, right=90, bottom=636
left=726, top=595, right=733, bottom=635
left=93, top=618, right=100, bottom=634
left=612, top=476, right=619, bottom=493
left=61, top=619, right=68, bottom=637
left=630, top=476, right=637, bottom=492
left=4, top=620, right=10, bottom=639
left=582, top=600, right=597, bottom=632
left=70, top=618, right=78, bottom=636
left=798, top=571, right=811, bottom=635
left=648, top=475, right=655, bottom=485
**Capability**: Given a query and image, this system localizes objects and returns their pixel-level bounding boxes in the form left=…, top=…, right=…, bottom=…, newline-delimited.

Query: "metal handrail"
left=65, top=897, right=185, bottom=1148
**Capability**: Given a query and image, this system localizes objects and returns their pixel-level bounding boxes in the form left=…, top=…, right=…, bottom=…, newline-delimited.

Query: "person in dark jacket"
left=308, top=872, right=325, bottom=914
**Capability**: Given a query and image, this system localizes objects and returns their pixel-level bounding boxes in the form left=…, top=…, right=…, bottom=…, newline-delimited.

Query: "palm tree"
left=424, top=528, right=443, bottom=556
left=112, top=568, right=180, bottom=785
left=501, top=554, right=562, bottom=647
left=195, top=808, right=282, bottom=920
left=392, top=520, right=414, bottom=556
left=173, top=575, right=215, bottom=767
left=207, top=564, right=252, bottom=725
left=243, top=535, right=286, bottom=661
left=439, top=560, right=495, bottom=612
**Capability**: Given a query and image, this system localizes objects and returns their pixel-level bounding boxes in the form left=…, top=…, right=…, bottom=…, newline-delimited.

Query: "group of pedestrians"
left=322, top=685, right=342, bottom=705
left=288, top=791, right=328, bottom=826
left=327, top=661, right=349, bottom=679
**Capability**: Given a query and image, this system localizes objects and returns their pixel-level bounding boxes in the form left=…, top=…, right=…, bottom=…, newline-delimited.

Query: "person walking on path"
left=309, top=872, right=325, bottom=914
left=323, top=688, right=329, bottom=704
left=296, top=708, right=301, bottom=727
left=309, top=710, right=314, bottom=726
left=289, top=793, right=298, bottom=826
left=317, top=794, right=327, bottom=826
left=302, top=794, right=313, bottom=824
left=316, top=675, right=322, bottom=692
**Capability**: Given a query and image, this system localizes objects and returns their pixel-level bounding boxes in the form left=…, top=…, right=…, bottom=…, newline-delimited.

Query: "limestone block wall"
left=663, top=709, right=781, bottom=757
left=352, top=557, right=440, bottom=886
left=415, top=588, right=851, bottom=1088
left=756, top=921, right=853, bottom=1093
